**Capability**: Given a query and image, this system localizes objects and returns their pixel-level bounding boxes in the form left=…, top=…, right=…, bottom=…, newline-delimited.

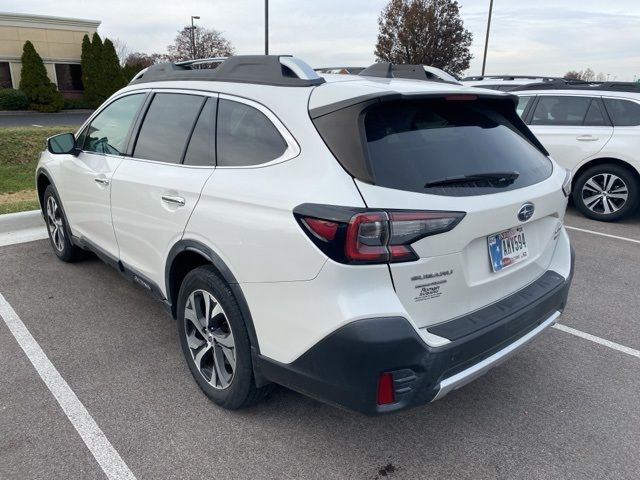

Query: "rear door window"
left=531, top=96, right=591, bottom=126
left=603, top=98, right=640, bottom=126
left=516, top=96, right=533, bottom=118
left=363, top=99, right=552, bottom=196
left=184, top=97, right=217, bottom=166
left=134, top=93, right=205, bottom=164
left=583, top=99, right=608, bottom=126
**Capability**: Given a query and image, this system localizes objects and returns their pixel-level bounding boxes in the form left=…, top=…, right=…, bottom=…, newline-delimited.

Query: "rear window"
left=363, top=99, right=552, bottom=196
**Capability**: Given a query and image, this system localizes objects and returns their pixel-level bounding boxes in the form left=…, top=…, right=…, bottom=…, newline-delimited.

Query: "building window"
left=0, top=62, right=12, bottom=88
left=55, top=63, right=83, bottom=91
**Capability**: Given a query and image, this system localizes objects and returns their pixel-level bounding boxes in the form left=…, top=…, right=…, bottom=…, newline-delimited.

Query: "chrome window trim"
left=76, top=87, right=301, bottom=169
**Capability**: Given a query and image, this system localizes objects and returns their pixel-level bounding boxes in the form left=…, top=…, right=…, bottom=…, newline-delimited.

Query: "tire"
left=43, top=186, right=83, bottom=262
left=177, top=265, right=269, bottom=409
left=572, top=164, right=639, bottom=222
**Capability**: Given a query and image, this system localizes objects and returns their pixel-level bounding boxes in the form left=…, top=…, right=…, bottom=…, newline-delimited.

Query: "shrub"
left=0, top=89, right=29, bottom=110
left=18, top=40, right=63, bottom=112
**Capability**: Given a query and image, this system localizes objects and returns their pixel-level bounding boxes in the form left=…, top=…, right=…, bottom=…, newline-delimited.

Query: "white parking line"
left=565, top=225, right=640, bottom=245
left=0, top=293, right=137, bottom=480
left=553, top=323, right=640, bottom=359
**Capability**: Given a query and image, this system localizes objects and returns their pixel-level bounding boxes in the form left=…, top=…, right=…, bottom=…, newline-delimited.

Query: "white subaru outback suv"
left=37, top=56, right=574, bottom=415
left=513, top=81, right=640, bottom=221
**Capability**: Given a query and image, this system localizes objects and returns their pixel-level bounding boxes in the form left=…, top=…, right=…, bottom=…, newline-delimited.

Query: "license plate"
left=487, top=227, right=529, bottom=272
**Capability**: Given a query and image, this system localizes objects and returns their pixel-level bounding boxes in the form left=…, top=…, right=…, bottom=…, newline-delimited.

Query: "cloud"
left=7, top=0, right=640, bottom=79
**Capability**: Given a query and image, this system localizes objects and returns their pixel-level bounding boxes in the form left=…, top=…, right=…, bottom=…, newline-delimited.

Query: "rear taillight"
left=294, top=204, right=465, bottom=265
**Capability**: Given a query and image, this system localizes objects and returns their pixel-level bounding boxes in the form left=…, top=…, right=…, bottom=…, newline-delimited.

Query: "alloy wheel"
left=46, top=196, right=65, bottom=252
left=184, top=289, right=236, bottom=389
left=581, top=173, right=629, bottom=215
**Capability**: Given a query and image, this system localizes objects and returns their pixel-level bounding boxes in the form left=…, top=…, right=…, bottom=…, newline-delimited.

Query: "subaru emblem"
left=518, top=203, right=535, bottom=222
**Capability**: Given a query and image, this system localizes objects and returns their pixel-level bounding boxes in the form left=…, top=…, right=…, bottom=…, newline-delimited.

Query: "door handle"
left=94, top=177, right=110, bottom=186
left=161, top=195, right=186, bottom=207
left=576, top=135, right=598, bottom=141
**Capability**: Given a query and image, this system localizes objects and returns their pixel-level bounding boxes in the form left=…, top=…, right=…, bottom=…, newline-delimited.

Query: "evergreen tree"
left=80, top=34, right=95, bottom=102
left=18, top=40, right=63, bottom=112
left=90, top=32, right=105, bottom=102
left=102, top=39, right=126, bottom=95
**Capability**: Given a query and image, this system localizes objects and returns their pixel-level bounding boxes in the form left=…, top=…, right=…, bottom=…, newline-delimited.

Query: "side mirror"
left=47, top=133, right=78, bottom=155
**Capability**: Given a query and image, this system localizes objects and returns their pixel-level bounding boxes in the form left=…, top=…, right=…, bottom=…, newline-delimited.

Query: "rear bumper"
left=258, top=248, right=574, bottom=415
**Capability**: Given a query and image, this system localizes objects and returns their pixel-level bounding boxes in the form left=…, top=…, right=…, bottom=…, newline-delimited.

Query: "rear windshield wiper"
left=424, top=171, right=520, bottom=188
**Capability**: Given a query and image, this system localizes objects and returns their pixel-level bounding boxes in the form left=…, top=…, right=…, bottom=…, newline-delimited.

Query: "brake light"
left=445, top=94, right=477, bottom=101
left=295, top=205, right=465, bottom=265
left=302, top=217, right=339, bottom=241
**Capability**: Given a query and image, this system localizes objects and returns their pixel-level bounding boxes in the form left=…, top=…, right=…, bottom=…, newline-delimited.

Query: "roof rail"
left=461, top=75, right=566, bottom=82
left=129, top=55, right=325, bottom=87
left=359, top=62, right=459, bottom=84
left=174, top=57, right=228, bottom=67
left=511, top=80, right=640, bottom=93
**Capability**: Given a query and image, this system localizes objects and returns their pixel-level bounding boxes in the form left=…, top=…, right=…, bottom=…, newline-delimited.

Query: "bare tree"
left=167, top=26, right=235, bottom=62
left=564, top=68, right=607, bottom=82
left=374, top=0, right=472, bottom=77
left=111, top=38, right=129, bottom=66
left=564, top=70, right=581, bottom=80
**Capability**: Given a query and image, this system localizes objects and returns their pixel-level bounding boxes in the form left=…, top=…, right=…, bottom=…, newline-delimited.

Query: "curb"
left=0, top=109, right=95, bottom=116
left=0, top=209, right=44, bottom=233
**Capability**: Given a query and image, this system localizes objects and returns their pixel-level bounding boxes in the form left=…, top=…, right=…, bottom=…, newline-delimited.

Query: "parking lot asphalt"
left=1, top=207, right=639, bottom=479
left=0, top=111, right=92, bottom=127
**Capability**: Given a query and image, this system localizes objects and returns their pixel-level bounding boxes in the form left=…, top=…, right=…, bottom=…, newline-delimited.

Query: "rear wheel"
left=43, top=186, right=83, bottom=262
left=177, top=265, right=269, bottom=409
left=572, top=164, right=639, bottom=222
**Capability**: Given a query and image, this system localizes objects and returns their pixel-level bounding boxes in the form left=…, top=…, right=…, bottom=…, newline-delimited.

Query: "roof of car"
left=123, top=55, right=510, bottom=118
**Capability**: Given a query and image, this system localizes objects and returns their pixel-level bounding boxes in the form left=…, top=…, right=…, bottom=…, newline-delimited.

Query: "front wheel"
left=572, top=164, right=639, bottom=222
left=43, top=186, right=83, bottom=262
left=177, top=266, right=269, bottom=409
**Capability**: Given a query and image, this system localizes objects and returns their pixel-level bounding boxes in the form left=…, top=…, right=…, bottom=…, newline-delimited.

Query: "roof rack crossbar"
left=129, top=55, right=325, bottom=88
left=462, top=75, right=567, bottom=82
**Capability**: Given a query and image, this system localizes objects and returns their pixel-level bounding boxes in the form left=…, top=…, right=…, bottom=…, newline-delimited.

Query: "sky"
left=6, top=0, right=640, bottom=80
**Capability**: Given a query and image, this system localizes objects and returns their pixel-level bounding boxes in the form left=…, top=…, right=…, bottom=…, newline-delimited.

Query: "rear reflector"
left=376, top=372, right=395, bottom=405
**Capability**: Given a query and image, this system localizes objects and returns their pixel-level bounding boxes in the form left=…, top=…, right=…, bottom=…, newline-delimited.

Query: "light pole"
left=264, top=0, right=269, bottom=55
left=190, top=15, right=200, bottom=60
left=481, top=0, right=493, bottom=76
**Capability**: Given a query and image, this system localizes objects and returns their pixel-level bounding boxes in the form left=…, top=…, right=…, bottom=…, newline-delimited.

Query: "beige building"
left=0, top=12, right=100, bottom=96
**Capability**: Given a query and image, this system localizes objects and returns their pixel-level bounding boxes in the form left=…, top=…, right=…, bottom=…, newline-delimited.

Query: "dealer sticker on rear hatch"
left=487, top=226, right=529, bottom=272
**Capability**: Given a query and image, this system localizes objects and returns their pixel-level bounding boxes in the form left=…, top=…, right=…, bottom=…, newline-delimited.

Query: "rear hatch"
left=313, top=93, right=567, bottom=329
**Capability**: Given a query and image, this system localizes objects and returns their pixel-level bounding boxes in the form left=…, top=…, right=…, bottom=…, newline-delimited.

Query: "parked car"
left=513, top=81, right=640, bottom=221
left=461, top=75, right=566, bottom=92
left=37, top=56, right=574, bottom=415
